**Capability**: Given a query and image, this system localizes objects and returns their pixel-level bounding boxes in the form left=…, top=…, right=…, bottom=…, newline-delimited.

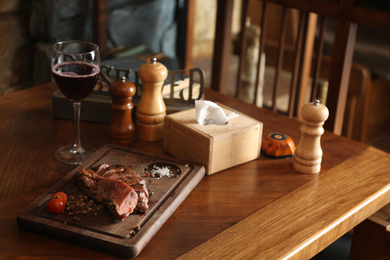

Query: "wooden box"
left=163, top=103, right=263, bottom=175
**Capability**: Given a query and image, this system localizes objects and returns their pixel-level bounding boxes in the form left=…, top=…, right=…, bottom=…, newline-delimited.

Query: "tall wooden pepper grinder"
left=136, top=57, right=168, bottom=141
left=109, top=76, right=136, bottom=146
left=293, top=99, right=329, bottom=174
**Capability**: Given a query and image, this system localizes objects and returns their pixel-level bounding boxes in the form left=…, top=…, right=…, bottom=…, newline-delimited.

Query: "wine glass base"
left=55, top=145, right=97, bottom=165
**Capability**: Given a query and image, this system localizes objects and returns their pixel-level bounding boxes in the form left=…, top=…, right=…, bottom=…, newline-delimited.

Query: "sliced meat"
left=77, top=164, right=149, bottom=221
left=99, top=178, right=138, bottom=220
left=77, top=169, right=138, bottom=221
left=96, top=164, right=149, bottom=213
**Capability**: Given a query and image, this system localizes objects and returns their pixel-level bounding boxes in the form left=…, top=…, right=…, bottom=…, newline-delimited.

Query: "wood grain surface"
left=179, top=146, right=390, bottom=259
left=163, top=103, right=262, bottom=175
left=0, top=82, right=388, bottom=259
left=17, top=145, right=205, bottom=258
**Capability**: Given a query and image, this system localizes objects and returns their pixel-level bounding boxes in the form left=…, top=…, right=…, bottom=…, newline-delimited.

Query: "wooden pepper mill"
left=109, top=76, right=136, bottom=146
left=293, top=99, right=329, bottom=174
left=136, top=57, right=168, bottom=142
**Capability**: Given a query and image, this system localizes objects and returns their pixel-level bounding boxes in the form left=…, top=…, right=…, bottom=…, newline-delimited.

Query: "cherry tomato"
left=47, top=192, right=67, bottom=214
left=47, top=198, right=65, bottom=213
left=53, top=192, right=67, bottom=204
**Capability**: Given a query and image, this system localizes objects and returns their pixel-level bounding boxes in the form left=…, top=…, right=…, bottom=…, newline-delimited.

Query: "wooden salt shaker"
left=136, top=57, right=168, bottom=142
left=109, top=76, right=136, bottom=146
left=293, top=99, right=329, bottom=174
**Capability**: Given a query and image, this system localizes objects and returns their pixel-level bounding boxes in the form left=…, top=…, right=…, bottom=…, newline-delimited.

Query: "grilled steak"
left=96, top=164, right=149, bottom=213
left=77, top=164, right=149, bottom=221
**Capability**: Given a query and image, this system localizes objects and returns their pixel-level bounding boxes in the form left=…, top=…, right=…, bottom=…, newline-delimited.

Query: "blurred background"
left=0, top=0, right=389, bottom=153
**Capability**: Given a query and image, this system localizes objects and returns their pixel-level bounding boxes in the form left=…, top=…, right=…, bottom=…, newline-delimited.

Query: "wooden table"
left=1, top=82, right=390, bottom=259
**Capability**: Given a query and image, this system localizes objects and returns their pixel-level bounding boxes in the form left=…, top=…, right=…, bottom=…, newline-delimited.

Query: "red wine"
left=52, top=61, right=100, bottom=102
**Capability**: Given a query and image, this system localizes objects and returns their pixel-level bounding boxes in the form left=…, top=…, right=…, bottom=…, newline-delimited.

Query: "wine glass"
left=51, top=40, right=100, bottom=165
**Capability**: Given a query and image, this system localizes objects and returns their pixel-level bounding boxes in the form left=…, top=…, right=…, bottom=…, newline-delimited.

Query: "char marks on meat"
left=96, top=164, right=149, bottom=213
left=77, top=164, right=149, bottom=221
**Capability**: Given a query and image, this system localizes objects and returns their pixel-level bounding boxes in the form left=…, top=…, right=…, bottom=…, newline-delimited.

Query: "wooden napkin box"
left=163, top=103, right=263, bottom=175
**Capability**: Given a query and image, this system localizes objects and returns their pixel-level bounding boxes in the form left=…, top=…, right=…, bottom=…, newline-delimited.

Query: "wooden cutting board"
left=17, top=144, right=205, bottom=258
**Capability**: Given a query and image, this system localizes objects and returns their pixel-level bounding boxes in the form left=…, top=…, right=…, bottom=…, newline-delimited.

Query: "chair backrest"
left=211, top=0, right=387, bottom=135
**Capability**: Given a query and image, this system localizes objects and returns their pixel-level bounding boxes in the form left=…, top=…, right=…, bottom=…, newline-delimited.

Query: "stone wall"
left=0, top=0, right=33, bottom=95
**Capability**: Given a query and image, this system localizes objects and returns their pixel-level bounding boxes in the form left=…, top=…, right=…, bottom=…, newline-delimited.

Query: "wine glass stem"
left=72, top=102, right=83, bottom=153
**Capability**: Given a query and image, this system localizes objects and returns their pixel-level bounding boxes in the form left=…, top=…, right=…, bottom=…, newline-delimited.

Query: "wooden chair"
left=349, top=208, right=390, bottom=260
left=211, top=0, right=390, bottom=258
left=211, top=0, right=390, bottom=136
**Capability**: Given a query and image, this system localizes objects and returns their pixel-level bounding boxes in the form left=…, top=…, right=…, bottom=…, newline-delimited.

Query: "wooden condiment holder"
left=109, top=77, right=136, bottom=146
left=293, top=99, right=329, bottom=174
left=136, top=57, right=168, bottom=142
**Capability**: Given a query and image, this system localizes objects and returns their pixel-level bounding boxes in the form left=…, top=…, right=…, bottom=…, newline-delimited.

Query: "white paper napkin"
left=195, top=100, right=238, bottom=125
